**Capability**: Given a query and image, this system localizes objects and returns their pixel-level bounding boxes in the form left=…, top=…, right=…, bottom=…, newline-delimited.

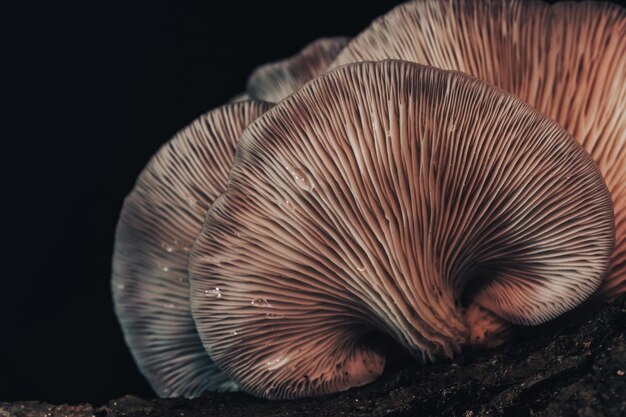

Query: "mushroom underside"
left=189, top=60, right=614, bottom=400
left=331, top=0, right=626, bottom=308
left=113, top=0, right=625, bottom=400
left=112, top=101, right=272, bottom=397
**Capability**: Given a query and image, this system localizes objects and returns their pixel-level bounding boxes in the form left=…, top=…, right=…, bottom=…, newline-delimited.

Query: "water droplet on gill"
left=199, top=254, right=221, bottom=266
left=449, top=123, right=456, bottom=133
left=282, top=199, right=295, bottom=211
left=265, top=354, right=291, bottom=371
left=230, top=330, right=239, bottom=336
left=251, top=298, right=272, bottom=308
left=356, top=264, right=366, bottom=272
left=185, top=194, right=197, bottom=207
left=284, top=164, right=312, bottom=191
left=204, top=287, right=222, bottom=298
left=115, top=283, right=125, bottom=291
left=265, top=312, right=285, bottom=320
left=157, top=264, right=169, bottom=272
left=161, top=242, right=174, bottom=253
left=163, top=302, right=176, bottom=309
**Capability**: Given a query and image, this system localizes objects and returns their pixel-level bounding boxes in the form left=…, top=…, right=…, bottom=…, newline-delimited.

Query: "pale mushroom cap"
left=332, top=0, right=626, bottom=303
left=228, top=92, right=251, bottom=103
left=189, top=60, right=614, bottom=400
left=111, top=100, right=272, bottom=397
left=246, top=37, right=349, bottom=103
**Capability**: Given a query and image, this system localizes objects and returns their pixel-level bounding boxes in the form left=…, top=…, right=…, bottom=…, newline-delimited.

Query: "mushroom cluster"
left=112, top=0, right=625, bottom=401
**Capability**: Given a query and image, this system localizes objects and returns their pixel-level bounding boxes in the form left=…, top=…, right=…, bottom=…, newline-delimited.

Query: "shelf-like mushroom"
left=331, top=0, right=626, bottom=309
left=246, top=37, right=349, bottom=103
left=189, top=60, right=614, bottom=399
left=112, top=101, right=272, bottom=397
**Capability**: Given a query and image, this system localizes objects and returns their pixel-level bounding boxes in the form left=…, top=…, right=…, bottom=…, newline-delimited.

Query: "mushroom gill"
left=246, top=37, right=349, bottom=103
left=331, top=0, right=626, bottom=307
left=189, top=60, right=614, bottom=400
left=112, top=100, right=272, bottom=397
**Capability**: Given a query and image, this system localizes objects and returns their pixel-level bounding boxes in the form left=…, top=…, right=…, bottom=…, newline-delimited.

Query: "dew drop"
left=185, top=194, right=197, bottom=207
left=115, top=283, right=125, bottom=291
left=251, top=298, right=272, bottom=308
left=157, top=264, right=169, bottom=272
left=282, top=199, right=295, bottom=211
left=230, top=330, right=239, bottom=336
left=161, top=243, right=174, bottom=253
left=204, top=287, right=222, bottom=298
left=265, top=312, right=285, bottom=320
left=265, top=354, right=291, bottom=371
left=284, top=164, right=312, bottom=191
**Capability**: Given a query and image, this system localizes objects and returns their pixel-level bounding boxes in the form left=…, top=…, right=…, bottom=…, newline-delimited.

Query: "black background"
left=5, top=0, right=617, bottom=406
left=3, top=0, right=405, bottom=405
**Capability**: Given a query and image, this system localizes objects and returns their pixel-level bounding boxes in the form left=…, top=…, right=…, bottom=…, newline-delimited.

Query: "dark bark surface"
left=3, top=295, right=625, bottom=417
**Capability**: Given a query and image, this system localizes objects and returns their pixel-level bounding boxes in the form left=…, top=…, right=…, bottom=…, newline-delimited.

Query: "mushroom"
left=228, top=92, right=251, bottom=103
left=330, top=0, right=626, bottom=310
left=227, top=38, right=347, bottom=104
left=246, top=37, right=349, bottom=103
left=112, top=100, right=272, bottom=397
left=188, top=60, right=614, bottom=399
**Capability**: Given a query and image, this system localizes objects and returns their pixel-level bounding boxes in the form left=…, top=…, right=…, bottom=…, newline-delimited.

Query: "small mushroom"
left=112, top=101, right=272, bottom=397
left=189, top=60, right=614, bottom=399
left=228, top=92, right=251, bottom=103
left=246, top=37, right=349, bottom=103
left=331, top=0, right=626, bottom=308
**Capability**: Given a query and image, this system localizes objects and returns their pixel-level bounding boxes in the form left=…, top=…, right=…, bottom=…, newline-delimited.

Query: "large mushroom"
left=112, top=101, right=272, bottom=397
left=331, top=0, right=626, bottom=308
left=189, top=60, right=614, bottom=399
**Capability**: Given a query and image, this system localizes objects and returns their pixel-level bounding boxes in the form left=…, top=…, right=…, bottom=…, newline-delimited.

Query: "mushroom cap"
left=228, top=92, right=251, bottom=103
left=331, top=0, right=626, bottom=304
left=189, top=60, right=614, bottom=399
left=111, top=100, right=272, bottom=397
left=246, top=37, right=349, bottom=103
